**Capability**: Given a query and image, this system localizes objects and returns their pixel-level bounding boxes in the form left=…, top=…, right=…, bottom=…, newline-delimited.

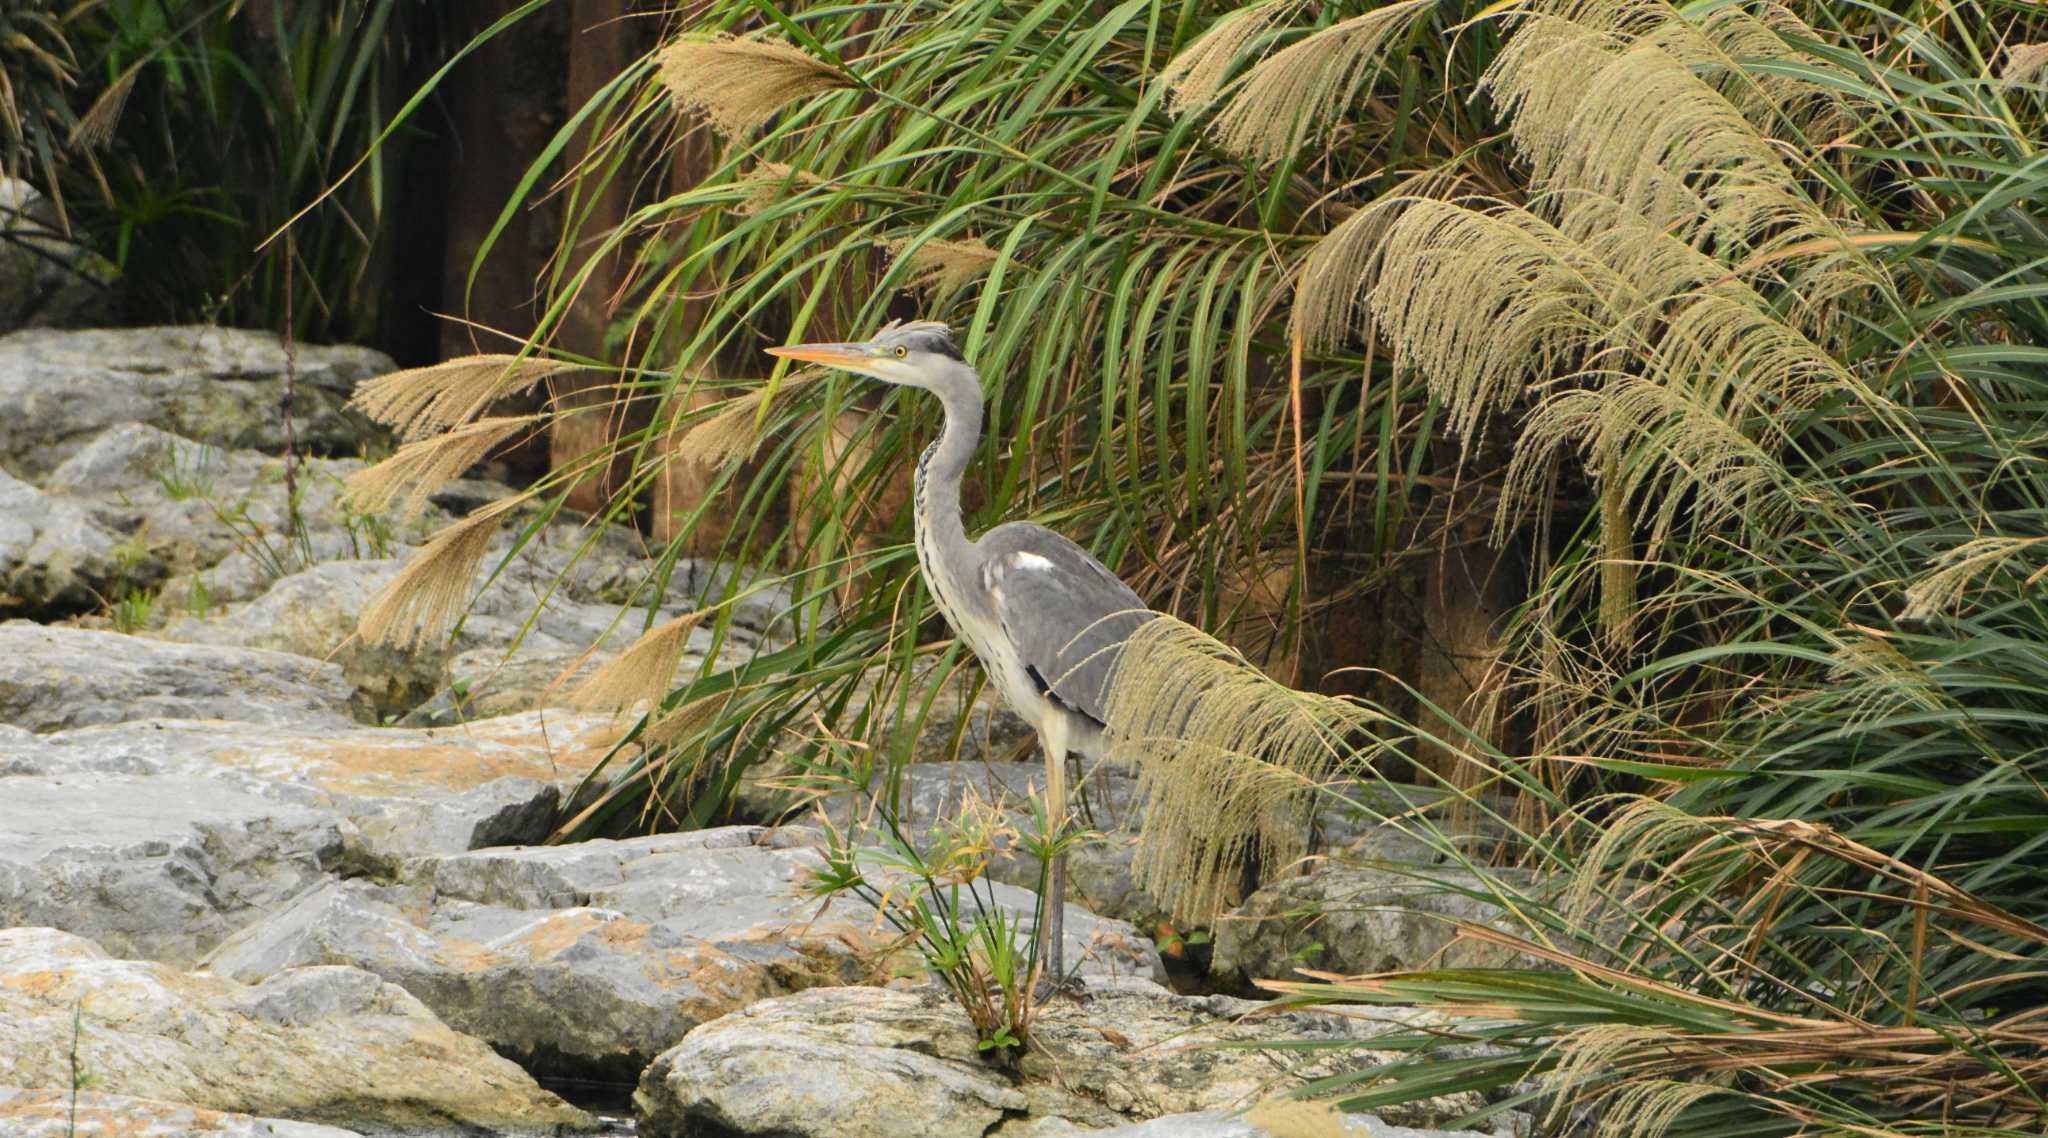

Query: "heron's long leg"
left=1039, top=714, right=1071, bottom=991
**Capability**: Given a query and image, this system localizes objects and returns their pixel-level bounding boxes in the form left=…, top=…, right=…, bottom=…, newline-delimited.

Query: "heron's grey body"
left=768, top=320, right=1154, bottom=989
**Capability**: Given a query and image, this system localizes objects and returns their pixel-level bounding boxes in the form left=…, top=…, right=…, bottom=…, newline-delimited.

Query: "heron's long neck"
left=914, top=363, right=984, bottom=594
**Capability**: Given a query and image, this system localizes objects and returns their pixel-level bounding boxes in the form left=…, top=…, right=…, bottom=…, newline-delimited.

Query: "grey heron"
left=768, top=320, right=1155, bottom=990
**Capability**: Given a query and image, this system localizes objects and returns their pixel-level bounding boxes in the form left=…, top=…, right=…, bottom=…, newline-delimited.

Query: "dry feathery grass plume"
left=884, top=236, right=1001, bottom=294
left=68, top=60, right=143, bottom=151
left=641, top=691, right=737, bottom=751
left=357, top=493, right=531, bottom=649
left=1243, top=1099, right=1353, bottom=1138
left=1105, top=616, right=1374, bottom=924
left=1482, top=9, right=1845, bottom=257
left=1364, top=196, right=1616, bottom=442
left=1292, top=169, right=1466, bottom=351
left=343, top=415, right=538, bottom=518
left=657, top=34, right=853, bottom=138
left=2002, top=42, right=2048, bottom=89
left=735, top=161, right=826, bottom=214
left=676, top=371, right=823, bottom=469
left=1903, top=535, right=2048, bottom=621
left=569, top=610, right=712, bottom=712
left=1159, top=0, right=1314, bottom=115
left=1204, top=0, right=1438, bottom=164
left=352, top=355, right=580, bottom=441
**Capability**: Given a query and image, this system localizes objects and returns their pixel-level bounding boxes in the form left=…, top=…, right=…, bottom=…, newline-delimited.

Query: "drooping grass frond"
left=1204, top=0, right=1438, bottom=164
left=1902, top=536, right=2048, bottom=621
left=351, top=355, right=579, bottom=440
left=1159, top=0, right=1313, bottom=115
left=1106, top=616, right=1375, bottom=924
left=1484, top=13, right=1837, bottom=253
left=2001, top=42, right=2048, bottom=89
left=1588, top=1078, right=1725, bottom=1138
left=642, top=691, right=736, bottom=750
left=1542, top=1024, right=1692, bottom=1130
left=68, top=60, right=142, bottom=150
left=1366, top=197, right=1613, bottom=441
left=657, top=34, right=853, bottom=138
left=1292, top=170, right=1465, bottom=351
left=357, top=494, right=531, bottom=649
left=884, top=236, right=1000, bottom=294
left=736, top=161, right=825, bottom=214
left=570, top=610, right=711, bottom=712
left=677, top=372, right=822, bottom=469
left=343, top=415, right=538, bottom=518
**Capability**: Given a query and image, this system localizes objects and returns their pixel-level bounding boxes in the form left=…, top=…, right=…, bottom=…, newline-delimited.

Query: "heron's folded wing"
left=979, top=523, right=1156, bottom=727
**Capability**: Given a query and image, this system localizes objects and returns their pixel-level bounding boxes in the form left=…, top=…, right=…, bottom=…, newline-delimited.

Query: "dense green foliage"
left=1, top=0, right=433, bottom=342
left=347, top=0, right=2048, bottom=1133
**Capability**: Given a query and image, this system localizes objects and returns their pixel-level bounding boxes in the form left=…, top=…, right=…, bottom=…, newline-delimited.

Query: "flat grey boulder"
left=635, top=978, right=1477, bottom=1138
left=0, top=326, right=389, bottom=477
left=0, top=712, right=624, bottom=964
left=0, top=470, right=151, bottom=618
left=0, top=1088, right=365, bottom=1138
left=0, top=623, right=359, bottom=732
left=1210, top=857, right=1541, bottom=987
left=209, top=827, right=1162, bottom=1083
left=44, top=422, right=442, bottom=580
left=0, top=928, right=589, bottom=1134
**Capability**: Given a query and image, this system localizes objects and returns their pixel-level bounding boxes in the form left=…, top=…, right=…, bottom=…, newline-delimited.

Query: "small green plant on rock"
left=806, top=786, right=1086, bottom=1062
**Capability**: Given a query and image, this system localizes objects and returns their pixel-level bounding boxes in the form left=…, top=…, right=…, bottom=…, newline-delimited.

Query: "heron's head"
left=765, top=320, right=966, bottom=389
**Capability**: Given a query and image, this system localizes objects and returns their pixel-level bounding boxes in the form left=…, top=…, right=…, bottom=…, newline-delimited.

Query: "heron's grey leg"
left=1039, top=714, right=1070, bottom=994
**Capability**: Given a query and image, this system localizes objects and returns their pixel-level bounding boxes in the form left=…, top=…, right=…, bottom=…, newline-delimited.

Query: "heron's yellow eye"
left=893, top=345, right=908, bottom=358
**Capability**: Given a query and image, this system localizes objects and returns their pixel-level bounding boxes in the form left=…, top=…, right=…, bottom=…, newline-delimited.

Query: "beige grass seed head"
left=570, top=610, right=712, bottom=713
left=343, top=414, right=538, bottom=519
left=658, top=34, right=852, bottom=137
left=356, top=493, right=531, bottom=649
left=351, top=355, right=579, bottom=441
left=884, top=236, right=1000, bottom=295
left=1106, top=616, right=1374, bottom=924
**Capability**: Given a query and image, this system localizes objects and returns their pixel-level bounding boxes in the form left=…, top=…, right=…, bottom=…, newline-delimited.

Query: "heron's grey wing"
left=978, top=522, right=1156, bottom=727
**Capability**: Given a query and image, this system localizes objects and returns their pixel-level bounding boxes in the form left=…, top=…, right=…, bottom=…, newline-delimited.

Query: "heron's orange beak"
left=765, top=343, right=873, bottom=368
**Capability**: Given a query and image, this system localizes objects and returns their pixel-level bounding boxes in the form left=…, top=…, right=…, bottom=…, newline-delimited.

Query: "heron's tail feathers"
left=1104, top=616, right=1375, bottom=924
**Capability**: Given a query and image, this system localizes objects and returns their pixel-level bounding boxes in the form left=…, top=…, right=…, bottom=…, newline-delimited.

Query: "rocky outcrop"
left=634, top=978, right=1483, bottom=1138
left=0, top=471, right=150, bottom=618
left=0, top=1089, right=366, bottom=1138
left=0, top=179, right=118, bottom=332
left=1209, top=859, right=1539, bottom=988
left=0, top=623, right=360, bottom=732
left=156, top=524, right=785, bottom=722
left=0, top=326, right=389, bottom=477
left=0, top=928, right=589, bottom=1134
left=1022, top=1108, right=1524, bottom=1138
left=210, top=826, right=1162, bottom=1083
left=0, top=712, right=621, bottom=964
